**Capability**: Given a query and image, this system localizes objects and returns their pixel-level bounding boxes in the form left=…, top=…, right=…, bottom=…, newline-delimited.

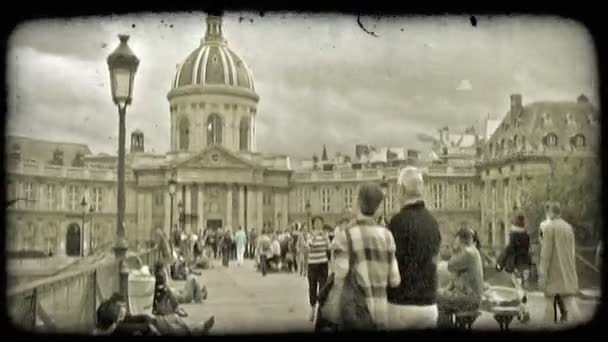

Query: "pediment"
left=175, top=146, right=262, bottom=170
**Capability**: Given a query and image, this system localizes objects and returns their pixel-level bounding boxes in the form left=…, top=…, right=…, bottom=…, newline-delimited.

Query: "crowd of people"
left=95, top=164, right=583, bottom=333
left=304, top=166, right=581, bottom=331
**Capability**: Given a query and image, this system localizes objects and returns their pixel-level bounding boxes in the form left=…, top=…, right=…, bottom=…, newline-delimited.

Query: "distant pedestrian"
left=386, top=167, right=441, bottom=330
left=539, top=202, right=580, bottom=325
left=307, top=216, right=330, bottom=322
left=496, top=210, right=532, bottom=323
left=256, top=230, right=273, bottom=276
left=221, top=229, right=233, bottom=267
left=235, top=226, right=247, bottom=266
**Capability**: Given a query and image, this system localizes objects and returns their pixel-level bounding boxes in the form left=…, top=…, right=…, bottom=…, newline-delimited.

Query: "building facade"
left=7, top=15, right=596, bottom=260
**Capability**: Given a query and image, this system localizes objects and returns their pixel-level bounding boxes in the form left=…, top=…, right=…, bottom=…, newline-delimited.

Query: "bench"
left=492, top=307, right=520, bottom=331
left=454, top=311, right=481, bottom=330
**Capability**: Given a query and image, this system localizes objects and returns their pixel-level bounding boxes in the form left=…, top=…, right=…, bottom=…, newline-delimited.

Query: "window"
left=24, top=222, right=35, bottom=251
left=572, top=134, right=586, bottom=149
left=545, top=133, right=558, bottom=147
left=239, top=117, right=250, bottom=151
left=46, top=222, right=58, bottom=254
left=488, top=143, right=494, bottom=158
left=92, top=223, right=102, bottom=251
left=7, top=181, right=17, bottom=204
left=24, top=183, right=35, bottom=209
left=456, top=183, right=471, bottom=209
left=45, top=184, right=58, bottom=210
left=429, top=183, right=445, bottom=210
left=154, top=191, right=164, bottom=206
left=321, top=188, right=331, bottom=212
left=300, top=188, right=311, bottom=212
left=504, top=179, right=510, bottom=211
left=207, top=114, right=223, bottom=145
left=68, top=185, right=80, bottom=211
left=542, top=112, right=553, bottom=127
left=491, top=181, right=497, bottom=212
left=565, top=112, right=577, bottom=127
left=92, top=187, right=103, bottom=212
left=343, top=187, right=354, bottom=210
left=179, top=117, right=190, bottom=150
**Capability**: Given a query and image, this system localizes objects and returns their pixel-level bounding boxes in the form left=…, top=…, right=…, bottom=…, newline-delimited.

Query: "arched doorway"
left=498, top=221, right=506, bottom=247
left=66, top=223, right=81, bottom=256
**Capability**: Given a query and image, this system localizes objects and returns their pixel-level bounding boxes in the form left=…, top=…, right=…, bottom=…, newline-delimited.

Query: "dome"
left=171, top=16, right=255, bottom=92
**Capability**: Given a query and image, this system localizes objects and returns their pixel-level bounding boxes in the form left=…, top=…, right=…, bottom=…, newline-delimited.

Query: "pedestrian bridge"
left=7, top=247, right=161, bottom=333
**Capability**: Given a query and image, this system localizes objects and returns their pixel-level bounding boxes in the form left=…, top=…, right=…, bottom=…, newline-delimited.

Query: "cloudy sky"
left=7, top=13, right=599, bottom=159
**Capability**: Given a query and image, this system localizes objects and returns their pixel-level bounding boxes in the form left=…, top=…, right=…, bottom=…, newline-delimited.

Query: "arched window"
left=179, top=117, right=190, bottom=150
left=239, top=117, right=250, bottom=151
left=572, top=134, right=586, bottom=149
left=544, top=133, right=558, bottom=147
left=207, top=114, right=223, bottom=145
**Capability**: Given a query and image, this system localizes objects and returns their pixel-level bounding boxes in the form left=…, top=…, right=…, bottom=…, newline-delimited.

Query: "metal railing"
left=7, top=247, right=160, bottom=333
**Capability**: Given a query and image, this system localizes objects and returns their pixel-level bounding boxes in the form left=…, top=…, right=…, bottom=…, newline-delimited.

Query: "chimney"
left=510, top=94, right=523, bottom=113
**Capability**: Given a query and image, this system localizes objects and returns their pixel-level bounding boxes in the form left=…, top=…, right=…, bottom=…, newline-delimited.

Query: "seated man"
left=437, top=228, right=484, bottom=325
left=94, top=293, right=214, bottom=336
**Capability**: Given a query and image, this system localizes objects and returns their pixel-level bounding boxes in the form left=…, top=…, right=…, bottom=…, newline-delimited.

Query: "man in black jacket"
left=386, top=166, right=442, bottom=330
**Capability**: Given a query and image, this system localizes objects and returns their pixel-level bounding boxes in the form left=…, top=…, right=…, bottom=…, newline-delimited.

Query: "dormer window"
left=565, top=112, right=577, bottom=127
left=542, top=112, right=553, bottom=127
left=544, top=133, right=558, bottom=147
left=587, top=113, right=598, bottom=126
left=571, top=134, right=586, bottom=149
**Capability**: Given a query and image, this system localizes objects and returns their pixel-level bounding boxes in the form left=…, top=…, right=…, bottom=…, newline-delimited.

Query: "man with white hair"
left=386, top=167, right=442, bottom=330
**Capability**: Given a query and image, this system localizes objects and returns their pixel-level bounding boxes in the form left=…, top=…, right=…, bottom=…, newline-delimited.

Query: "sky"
left=7, top=13, right=599, bottom=160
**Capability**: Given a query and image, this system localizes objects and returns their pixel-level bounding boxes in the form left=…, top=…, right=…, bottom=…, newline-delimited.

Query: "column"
left=137, top=193, right=145, bottom=245
left=282, top=191, right=289, bottom=229
left=185, top=186, right=192, bottom=234
left=238, top=186, right=245, bottom=228
left=226, top=185, right=233, bottom=230
left=246, top=187, right=255, bottom=231
left=198, top=185, right=205, bottom=234
left=145, top=193, right=153, bottom=242
left=61, top=184, right=66, bottom=211
left=273, top=189, right=280, bottom=231
left=164, top=191, right=171, bottom=236
left=256, top=189, right=263, bottom=233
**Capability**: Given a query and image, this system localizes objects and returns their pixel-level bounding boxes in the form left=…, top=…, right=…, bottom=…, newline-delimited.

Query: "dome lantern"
left=204, top=16, right=226, bottom=44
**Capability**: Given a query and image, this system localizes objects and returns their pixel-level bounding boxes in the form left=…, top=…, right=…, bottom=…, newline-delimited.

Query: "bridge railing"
left=7, top=247, right=160, bottom=333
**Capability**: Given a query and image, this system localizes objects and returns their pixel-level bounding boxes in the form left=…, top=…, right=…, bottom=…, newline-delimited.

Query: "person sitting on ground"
left=95, top=292, right=215, bottom=336
left=437, top=228, right=484, bottom=326
left=155, top=261, right=207, bottom=304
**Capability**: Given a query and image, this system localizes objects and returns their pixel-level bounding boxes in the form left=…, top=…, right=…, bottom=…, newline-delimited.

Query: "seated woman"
left=437, top=228, right=484, bottom=326
left=94, top=292, right=214, bottom=336
left=155, top=261, right=207, bottom=304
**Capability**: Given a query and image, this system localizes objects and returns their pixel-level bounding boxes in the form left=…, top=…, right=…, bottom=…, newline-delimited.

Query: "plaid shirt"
left=332, top=217, right=400, bottom=329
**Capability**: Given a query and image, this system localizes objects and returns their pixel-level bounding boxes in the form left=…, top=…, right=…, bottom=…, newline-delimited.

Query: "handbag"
left=339, top=228, right=376, bottom=331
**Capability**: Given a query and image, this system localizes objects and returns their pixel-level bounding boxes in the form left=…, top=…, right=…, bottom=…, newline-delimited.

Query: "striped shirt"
left=333, top=217, right=400, bottom=329
left=308, top=232, right=330, bottom=264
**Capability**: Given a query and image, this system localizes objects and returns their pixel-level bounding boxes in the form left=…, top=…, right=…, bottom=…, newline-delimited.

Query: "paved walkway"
left=174, top=260, right=599, bottom=334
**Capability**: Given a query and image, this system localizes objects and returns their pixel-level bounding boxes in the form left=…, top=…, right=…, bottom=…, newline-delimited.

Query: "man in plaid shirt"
left=331, top=183, right=401, bottom=329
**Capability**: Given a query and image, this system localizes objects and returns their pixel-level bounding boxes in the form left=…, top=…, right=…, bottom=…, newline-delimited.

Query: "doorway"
left=66, top=223, right=81, bottom=257
left=206, top=219, right=223, bottom=231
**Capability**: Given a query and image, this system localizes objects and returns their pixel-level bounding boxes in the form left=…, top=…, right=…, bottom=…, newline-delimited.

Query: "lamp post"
left=277, top=212, right=282, bottom=232
left=88, top=205, right=94, bottom=255
left=380, top=175, right=389, bottom=224
left=177, top=201, right=184, bottom=248
left=168, top=176, right=177, bottom=253
left=305, top=200, right=312, bottom=230
left=107, top=34, right=139, bottom=302
left=80, top=197, right=88, bottom=257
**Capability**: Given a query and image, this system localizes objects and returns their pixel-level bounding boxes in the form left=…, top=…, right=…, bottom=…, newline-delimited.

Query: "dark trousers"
left=307, top=262, right=328, bottom=306
left=553, top=295, right=568, bottom=322
left=113, top=315, right=157, bottom=335
left=260, top=255, right=268, bottom=276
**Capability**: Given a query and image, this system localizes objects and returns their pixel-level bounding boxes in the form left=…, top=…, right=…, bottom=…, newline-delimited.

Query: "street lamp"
left=277, top=212, right=282, bottom=232
left=305, top=200, right=312, bottom=230
left=88, top=205, right=94, bottom=255
left=107, top=34, right=139, bottom=302
left=168, top=176, right=177, bottom=253
left=80, top=197, right=88, bottom=257
left=380, top=176, right=389, bottom=224
left=177, top=201, right=184, bottom=234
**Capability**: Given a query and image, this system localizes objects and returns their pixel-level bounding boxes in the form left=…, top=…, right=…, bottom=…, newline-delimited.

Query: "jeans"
left=307, top=262, right=329, bottom=306
left=174, top=276, right=206, bottom=304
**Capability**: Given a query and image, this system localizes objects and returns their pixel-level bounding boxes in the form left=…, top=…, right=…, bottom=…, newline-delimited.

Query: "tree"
left=522, top=157, right=600, bottom=246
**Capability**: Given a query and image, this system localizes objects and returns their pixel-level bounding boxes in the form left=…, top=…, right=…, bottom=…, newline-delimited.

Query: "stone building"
left=477, top=93, right=599, bottom=250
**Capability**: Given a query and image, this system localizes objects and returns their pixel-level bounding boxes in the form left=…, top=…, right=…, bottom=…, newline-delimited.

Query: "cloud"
left=456, top=79, right=472, bottom=91
left=7, top=14, right=599, bottom=160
